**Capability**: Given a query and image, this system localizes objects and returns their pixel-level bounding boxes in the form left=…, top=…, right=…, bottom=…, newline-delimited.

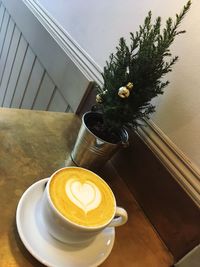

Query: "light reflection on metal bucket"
left=70, top=112, right=129, bottom=171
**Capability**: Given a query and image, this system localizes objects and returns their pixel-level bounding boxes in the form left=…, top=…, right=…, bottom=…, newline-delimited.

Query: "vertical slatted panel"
left=32, top=72, right=55, bottom=110
left=66, top=106, right=73, bottom=113
left=0, top=26, right=21, bottom=102
left=47, top=88, right=70, bottom=112
left=20, top=59, right=44, bottom=109
left=0, top=17, right=14, bottom=81
left=0, top=1, right=72, bottom=112
left=0, top=3, right=5, bottom=29
left=12, top=57, right=44, bottom=109
left=8, top=46, right=35, bottom=108
left=0, top=10, right=9, bottom=54
left=0, top=34, right=27, bottom=105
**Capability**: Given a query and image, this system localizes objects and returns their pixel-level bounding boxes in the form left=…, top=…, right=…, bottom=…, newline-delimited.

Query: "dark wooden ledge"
left=111, top=131, right=200, bottom=262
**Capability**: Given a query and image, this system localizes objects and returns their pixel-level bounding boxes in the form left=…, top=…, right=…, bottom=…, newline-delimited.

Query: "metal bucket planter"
left=71, top=111, right=129, bottom=171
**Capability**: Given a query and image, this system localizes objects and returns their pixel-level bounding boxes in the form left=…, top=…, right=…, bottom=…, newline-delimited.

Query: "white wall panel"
left=32, top=72, right=55, bottom=110
left=11, top=44, right=35, bottom=108
left=0, top=34, right=27, bottom=105
left=0, top=10, right=9, bottom=55
left=0, top=26, right=20, bottom=86
left=20, top=58, right=44, bottom=109
left=48, top=89, right=70, bottom=112
left=0, top=27, right=21, bottom=107
left=1, top=0, right=92, bottom=113
left=0, top=17, right=14, bottom=81
left=7, top=46, right=35, bottom=108
left=0, top=3, right=5, bottom=27
left=0, top=1, right=74, bottom=112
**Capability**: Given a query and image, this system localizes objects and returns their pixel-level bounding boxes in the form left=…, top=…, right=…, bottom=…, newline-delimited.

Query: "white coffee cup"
left=40, top=167, right=128, bottom=244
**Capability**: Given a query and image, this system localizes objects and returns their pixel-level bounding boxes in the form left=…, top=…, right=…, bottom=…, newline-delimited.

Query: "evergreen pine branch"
left=95, top=1, right=191, bottom=133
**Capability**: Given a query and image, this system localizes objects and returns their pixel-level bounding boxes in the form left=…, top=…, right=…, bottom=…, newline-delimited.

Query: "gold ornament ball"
left=126, top=82, right=134, bottom=90
left=96, top=94, right=103, bottom=103
left=103, top=90, right=108, bottom=95
left=118, top=87, right=130, bottom=98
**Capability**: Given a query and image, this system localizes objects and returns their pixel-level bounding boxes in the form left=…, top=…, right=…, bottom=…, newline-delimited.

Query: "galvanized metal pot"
left=70, top=111, right=129, bottom=171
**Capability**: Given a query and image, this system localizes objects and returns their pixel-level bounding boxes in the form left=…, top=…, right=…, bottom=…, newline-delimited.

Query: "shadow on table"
left=9, top=218, right=45, bottom=267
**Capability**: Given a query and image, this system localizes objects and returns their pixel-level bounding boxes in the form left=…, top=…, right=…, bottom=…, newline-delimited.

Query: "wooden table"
left=0, top=108, right=173, bottom=267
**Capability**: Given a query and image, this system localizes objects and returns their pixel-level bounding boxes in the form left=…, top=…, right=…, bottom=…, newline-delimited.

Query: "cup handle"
left=108, top=207, right=128, bottom=227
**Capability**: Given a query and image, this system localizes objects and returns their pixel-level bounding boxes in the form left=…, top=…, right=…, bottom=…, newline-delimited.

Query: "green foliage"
left=95, top=1, right=191, bottom=133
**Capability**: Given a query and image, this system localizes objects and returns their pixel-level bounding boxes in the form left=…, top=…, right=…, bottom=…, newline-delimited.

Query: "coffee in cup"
left=40, top=167, right=128, bottom=244
left=49, top=167, right=115, bottom=227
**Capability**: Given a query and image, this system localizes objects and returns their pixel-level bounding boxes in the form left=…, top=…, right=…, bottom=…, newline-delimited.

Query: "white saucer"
left=16, top=178, right=115, bottom=267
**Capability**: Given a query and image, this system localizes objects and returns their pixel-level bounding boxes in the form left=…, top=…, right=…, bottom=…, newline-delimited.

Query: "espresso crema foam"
left=49, top=168, right=115, bottom=227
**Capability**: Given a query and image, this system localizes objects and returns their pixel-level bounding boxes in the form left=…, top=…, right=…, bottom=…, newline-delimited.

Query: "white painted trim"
left=23, top=0, right=103, bottom=86
left=137, top=119, right=200, bottom=208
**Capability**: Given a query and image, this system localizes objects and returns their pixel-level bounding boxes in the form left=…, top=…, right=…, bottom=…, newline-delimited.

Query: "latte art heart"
left=65, top=179, right=102, bottom=213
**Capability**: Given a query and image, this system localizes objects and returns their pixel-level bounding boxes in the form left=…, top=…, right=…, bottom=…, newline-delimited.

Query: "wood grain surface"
left=111, top=131, right=200, bottom=262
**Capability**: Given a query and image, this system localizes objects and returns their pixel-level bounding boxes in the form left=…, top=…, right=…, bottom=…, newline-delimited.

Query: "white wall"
left=37, top=0, right=200, bottom=168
